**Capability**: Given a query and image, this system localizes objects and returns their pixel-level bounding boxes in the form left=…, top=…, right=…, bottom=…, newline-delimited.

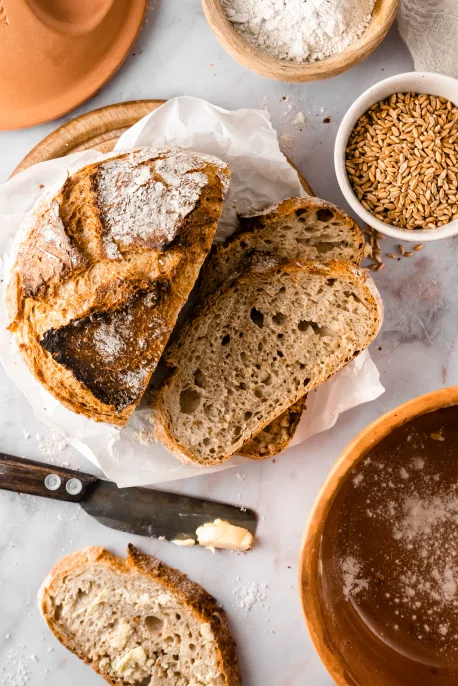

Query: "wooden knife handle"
left=0, top=453, right=99, bottom=503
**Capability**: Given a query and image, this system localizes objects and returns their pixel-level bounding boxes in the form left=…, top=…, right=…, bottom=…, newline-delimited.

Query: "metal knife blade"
left=81, top=480, right=257, bottom=542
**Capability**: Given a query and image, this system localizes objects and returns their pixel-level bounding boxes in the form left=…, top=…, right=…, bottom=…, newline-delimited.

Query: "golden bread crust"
left=239, top=396, right=307, bottom=459
left=7, top=148, right=230, bottom=425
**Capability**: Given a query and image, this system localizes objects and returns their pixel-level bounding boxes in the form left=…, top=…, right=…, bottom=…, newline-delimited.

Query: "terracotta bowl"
left=201, top=0, right=399, bottom=82
left=0, top=0, right=146, bottom=130
left=299, top=386, right=458, bottom=686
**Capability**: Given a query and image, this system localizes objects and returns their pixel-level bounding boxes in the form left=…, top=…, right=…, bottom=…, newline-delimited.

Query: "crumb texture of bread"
left=152, top=260, right=382, bottom=466
left=6, top=148, right=229, bottom=426
left=39, top=545, right=241, bottom=686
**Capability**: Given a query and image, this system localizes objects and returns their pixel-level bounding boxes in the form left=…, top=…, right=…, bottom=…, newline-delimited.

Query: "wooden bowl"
left=299, top=386, right=458, bottom=686
left=201, top=0, right=399, bottom=82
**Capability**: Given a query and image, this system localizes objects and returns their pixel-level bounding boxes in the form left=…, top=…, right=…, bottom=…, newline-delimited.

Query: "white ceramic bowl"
left=335, top=71, right=458, bottom=242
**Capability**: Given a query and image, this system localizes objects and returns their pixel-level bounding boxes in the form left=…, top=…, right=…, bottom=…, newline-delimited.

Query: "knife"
left=0, top=453, right=257, bottom=543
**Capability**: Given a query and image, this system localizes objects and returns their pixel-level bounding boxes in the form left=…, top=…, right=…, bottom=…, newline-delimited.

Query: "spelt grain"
left=346, top=92, right=458, bottom=231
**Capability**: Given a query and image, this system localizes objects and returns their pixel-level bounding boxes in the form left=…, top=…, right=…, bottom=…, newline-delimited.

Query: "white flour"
left=222, top=0, right=376, bottom=63
left=341, top=556, right=368, bottom=600
left=233, top=580, right=268, bottom=611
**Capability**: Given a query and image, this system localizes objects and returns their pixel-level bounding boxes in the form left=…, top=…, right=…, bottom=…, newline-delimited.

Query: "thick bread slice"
left=39, top=545, right=241, bottom=686
left=198, top=196, right=366, bottom=459
left=152, top=260, right=382, bottom=466
left=198, top=197, right=367, bottom=302
left=6, top=148, right=230, bottom=426
left=238, top=396, right=306, bottom=459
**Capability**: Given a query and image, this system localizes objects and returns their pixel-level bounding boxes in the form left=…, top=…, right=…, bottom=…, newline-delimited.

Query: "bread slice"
left=39, top=545, right=241, bottom=686
left=152, top=259, right=382, bottom=466
left=198, top=197, right=367, bottom=302
left=197, top=197, right=366, bottom=459
left=238, top=396, right=306, bottom=459
left=6, top=148, right=230, bottom=426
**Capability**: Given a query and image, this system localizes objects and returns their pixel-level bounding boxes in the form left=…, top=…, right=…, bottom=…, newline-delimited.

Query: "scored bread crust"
left=198, top=196, right=367, bottom=459
left=6, top=148, right=230, bottom=426
left=152, top=259, right=383, bottom=467
left=38, top=545, right=241, bottom=686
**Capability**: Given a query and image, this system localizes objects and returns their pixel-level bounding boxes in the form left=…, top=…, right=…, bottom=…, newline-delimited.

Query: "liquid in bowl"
left=319, top=405, right=458, bottom=684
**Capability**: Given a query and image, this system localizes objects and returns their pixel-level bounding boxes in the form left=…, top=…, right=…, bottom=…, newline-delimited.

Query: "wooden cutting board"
left=12, top=100, right=314, bottom=195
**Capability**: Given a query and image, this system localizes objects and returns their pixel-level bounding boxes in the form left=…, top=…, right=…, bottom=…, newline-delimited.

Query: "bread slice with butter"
left=39, top=545, right=241, bottom=686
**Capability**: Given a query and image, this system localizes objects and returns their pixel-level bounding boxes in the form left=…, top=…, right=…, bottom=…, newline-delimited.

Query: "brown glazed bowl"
left=299, top=386, right=458, bottom=686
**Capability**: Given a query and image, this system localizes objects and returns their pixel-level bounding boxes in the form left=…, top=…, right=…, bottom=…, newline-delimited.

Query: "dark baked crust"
left=40, top=283, right=171, bottom=411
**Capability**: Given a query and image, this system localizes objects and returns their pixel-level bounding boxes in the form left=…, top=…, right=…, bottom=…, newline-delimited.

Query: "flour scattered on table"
left=233, top=580, right=268, bottom=611
left=35, top=428, right=81, bottom=469
left=36, top=429, right=67, bottom=460
left=0, top=644, right=36, bottom=686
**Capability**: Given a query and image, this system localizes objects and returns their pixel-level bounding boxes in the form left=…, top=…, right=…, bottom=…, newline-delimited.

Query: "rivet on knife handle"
left=0, top=453, right=98, bottom=503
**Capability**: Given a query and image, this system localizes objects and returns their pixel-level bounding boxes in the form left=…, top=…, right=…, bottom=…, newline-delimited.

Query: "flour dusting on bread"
left=96, top=149, right=216, bottom=254
left=14, top=197, right=86, bottom=299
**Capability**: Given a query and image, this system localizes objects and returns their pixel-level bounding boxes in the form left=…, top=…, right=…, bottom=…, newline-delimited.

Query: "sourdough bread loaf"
left=198, top=197, right=367, bottom=459
left=6, top=148, right=230, bottom=426
left=39, top=545, right=241, bottom=686
left=152, top=259, right=382, bottom=466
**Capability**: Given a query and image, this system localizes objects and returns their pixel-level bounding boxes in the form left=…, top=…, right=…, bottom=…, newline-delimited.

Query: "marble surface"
left=2, top=2, right=455, bottom=684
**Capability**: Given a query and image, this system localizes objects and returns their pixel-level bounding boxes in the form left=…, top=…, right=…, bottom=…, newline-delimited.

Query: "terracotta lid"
left=0, top=0, right=147, bottom=130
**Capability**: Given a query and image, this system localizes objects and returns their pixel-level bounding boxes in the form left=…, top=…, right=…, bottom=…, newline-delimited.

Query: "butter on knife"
left=196, top=518, right=254, bottom=552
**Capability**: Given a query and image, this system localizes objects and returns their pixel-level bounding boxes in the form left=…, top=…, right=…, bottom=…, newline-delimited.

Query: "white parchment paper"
left=0, top=97, right=384, bottom=486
